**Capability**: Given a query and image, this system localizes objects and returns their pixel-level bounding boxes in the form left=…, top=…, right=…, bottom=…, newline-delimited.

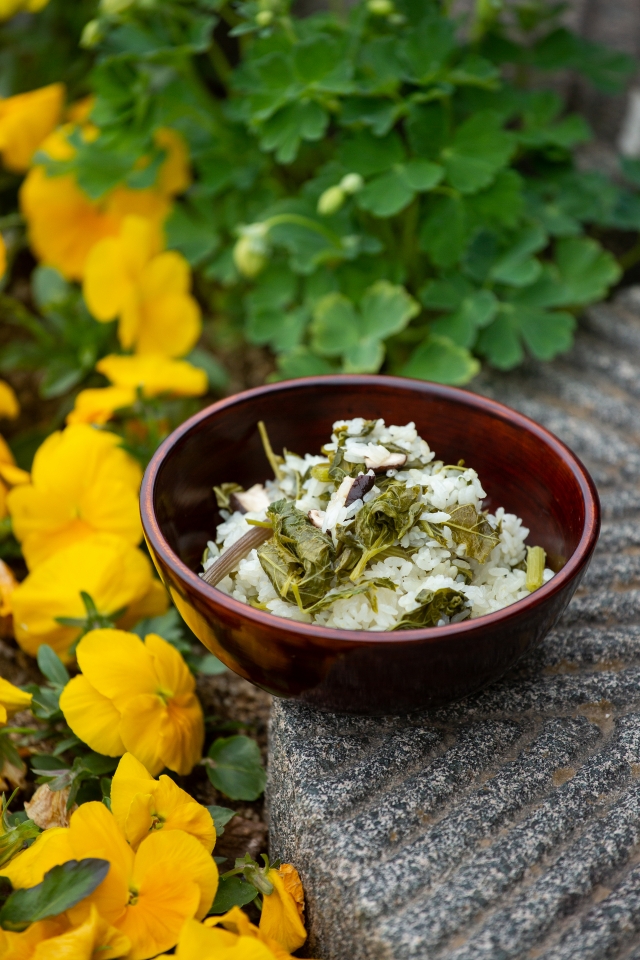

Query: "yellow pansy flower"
left=7, top=423, right=142, bottom=569
left=0, top=83, right=63, bottom=172
left=0, top=0, right=49, bottom=22
left=0, top=380, right=18, bottom=419
left=189, top=906, right=298, bottom=959
left=11, top=535, right=157, bottom=660
left=260, top=863, right=307, bottom=954
left=20, top=126, right=189, bottom=281
left=67, top=355, right=208, bottom=426
left=0, top=676, right=32, bottom=726
left=0, top=435, right=30, bottom=520
left=0, top=905, right=130, bottom=960
left=60, top=628, right=204, bottom=775
left=83, top=216, right=202, bottom=357
left=3, top=802, right=218, bottom=960
left=111, top=752, right=215, bottom=852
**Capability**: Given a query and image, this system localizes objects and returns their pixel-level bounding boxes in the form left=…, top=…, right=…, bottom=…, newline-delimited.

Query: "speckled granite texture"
left=267, top=287, right=640, bottom=960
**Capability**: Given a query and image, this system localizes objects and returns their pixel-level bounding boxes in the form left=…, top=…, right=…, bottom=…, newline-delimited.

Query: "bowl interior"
left=152, top=378, right=587, bottom=586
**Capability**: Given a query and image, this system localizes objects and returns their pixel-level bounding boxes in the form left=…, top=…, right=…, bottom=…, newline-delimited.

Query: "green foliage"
left=209, top=874, right=258, bottom=914
left=0, top=859, right=109, bottom=931
left=2, top=0, right=637, bottom=392
left=204, top=735, right=266, bottom=801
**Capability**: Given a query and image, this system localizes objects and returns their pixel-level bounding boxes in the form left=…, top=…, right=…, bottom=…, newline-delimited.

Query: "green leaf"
left=164, top=205, right=219, bottom=267
left=261, top=101, right=328, bottom=164
left=420, top=276, right=473, bottom=311
left=490, top=225, right=547, bottom=287
left=0, top=860, right=110, bottom=932
left=466, top=170, right=524, bottom=229
left=206, top=736, right=266, bottom=801
left=275, top=349, right=334, bottom=379
left=400, top=160, right=443, bottom=192
left=209, top=875, right=257, bottom=914
left=207, top=805, right=236, bottom=836
left=516, top=305, right=576, bottom=360
left=442, top=111, right=515, bottom=194
left=406, top=102, right=448, bottom=159
left=420, top=195, right=469, bottom=267
left=392, top=587, right=470, bottom=629
left=185, top=348, right=229, bottom=392
left=532, top=28, right=635, bottom=93
left=198, top=654, right=228, bottom=676
left=357, top=169, right=415, bottom=218
left=36, top=646, right=69, bottom=688
left=402, top=335, right=480, bottom=385
left=339, top=130, right=405, bottom=177
left=31, top=268, right=70, bottom=311
left=553, top=237, right=621, bottom=306
left=401, top=15, right=456, bottom=83
left=476, top=312, right=524, bottom=369
left=311, top=294, right=359, bottom=356
left=431, top=290, right=498, bottom=348
left=359, top=281, right=420, bottom=340
left=343, top=338, right=385, bottom=373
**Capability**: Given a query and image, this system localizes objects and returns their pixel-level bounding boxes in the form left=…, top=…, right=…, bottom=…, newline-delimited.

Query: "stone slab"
left=267, top=287, right=640, bottom=960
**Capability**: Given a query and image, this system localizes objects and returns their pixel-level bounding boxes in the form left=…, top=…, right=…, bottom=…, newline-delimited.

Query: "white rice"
left=202, top=418, right=555, bottom=630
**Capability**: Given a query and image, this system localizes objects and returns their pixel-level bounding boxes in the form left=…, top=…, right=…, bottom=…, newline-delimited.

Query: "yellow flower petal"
left=0, top=677, right=32, bottom=718
left=20, top=158, right=169, bottom=281
left=66, top=803, right=132, bottom=928
left=11, top=536, right=154, bottom=660
left=177, top=918, right=280, bottom=959
left=7, top=424, right=142, bottom=569
left=0, top=704, right=6, bottom=725
left=259, top=866, right=307, bottom=954
left=59, top=675, right=125, bottom=757
left=75, top=629, right=158, bottom=705
left=0, top=918, right=69, bottom=960
left=118, top=693, right=167, bottom=776
left=0, top=380, right=18, bottom=420
left=0, top=558, right=16, bottom=617
left=5, top=904, right=131, bottom=960
left=111, top=753, right=215, bottom=853
left=0, top=83, right=64, bottom=172
left=96, top=354, right=208, bottom=398
left=83, top=235, right=133, bottom=323
left=116, top=578, right=169, bottom=631
left=155, top=128, right=191, bottom=197
left=0, top=827, right=73, bottom=888
left=134, top=828, right=218, bottom=922
left=205, top=907, right=297, bottom=959
left=66, top=386, right=136, bottom=426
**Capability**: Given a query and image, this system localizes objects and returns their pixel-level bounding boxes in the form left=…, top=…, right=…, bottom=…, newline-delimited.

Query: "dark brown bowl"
left=140, top=375, right=600, bottom=715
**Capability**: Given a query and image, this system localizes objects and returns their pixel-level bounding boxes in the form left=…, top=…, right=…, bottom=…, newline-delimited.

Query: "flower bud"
left=340, top=173, right=364, bottom=195
left=233, top=225, right=270, bottom=278
left=80, top=19, right=104, bottom=48
left=367, top=0, right=394, bottom=15
left=256, top=9, right=273, bottom=26
left=100, top=0, right=134, bottom=13
left=317, top=185, right=346, bottom=216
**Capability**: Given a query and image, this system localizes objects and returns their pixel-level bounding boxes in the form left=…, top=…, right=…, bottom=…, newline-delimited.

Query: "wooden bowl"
left=140, top=375, right=600, bottom=715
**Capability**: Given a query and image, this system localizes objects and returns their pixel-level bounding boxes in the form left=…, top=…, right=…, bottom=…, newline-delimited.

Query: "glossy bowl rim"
left=140, top=374, right=600, bottom=647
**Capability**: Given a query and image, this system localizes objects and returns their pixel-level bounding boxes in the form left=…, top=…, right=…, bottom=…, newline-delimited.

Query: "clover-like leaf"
left=420, top=194, right=469, bottom=268
left=476, top=311, right=524, bottom=370
left=442, top=111, right=515, bottom=194
left=402, top=335, right=480, bottom=385
left=401, top=15, right=456, bottom=83
left=359, top=281, right=420, bottom=340
left=260, top=101, right=328, bottom=163
left=339, top=130, right=405, bottom=177
left=206, top=736, right=266, bottom=801
left=553, top=236, right=621, bottom=306
left=357, top=169, right=414, bottom=217
left=490, top=225, right=547, bottom=287
left=311, top=293, right=359, bottom=357
left=430, top=290, right=498, bottom=348
left=343, top=339, right=385, bottom=373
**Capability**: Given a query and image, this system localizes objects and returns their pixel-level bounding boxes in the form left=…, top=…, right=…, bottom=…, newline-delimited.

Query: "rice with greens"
left=201, top=418, right=554, bottom=631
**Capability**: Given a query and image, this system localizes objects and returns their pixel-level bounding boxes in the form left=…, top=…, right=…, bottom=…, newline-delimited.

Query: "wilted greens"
left=204, top=418, right=552, bottom=630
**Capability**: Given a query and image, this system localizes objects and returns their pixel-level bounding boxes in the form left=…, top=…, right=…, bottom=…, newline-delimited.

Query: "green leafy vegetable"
left=392, top=588, right=470, bottom=630
left=348, top=481, right=424, bottom=581
left=258, top=500, right=335, bottom=609
left=423, top=504, right=500, bottom=563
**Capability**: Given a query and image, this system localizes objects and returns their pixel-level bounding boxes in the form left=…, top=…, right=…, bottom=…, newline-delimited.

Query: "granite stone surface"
left=267, top=287, right=640, bottom=960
